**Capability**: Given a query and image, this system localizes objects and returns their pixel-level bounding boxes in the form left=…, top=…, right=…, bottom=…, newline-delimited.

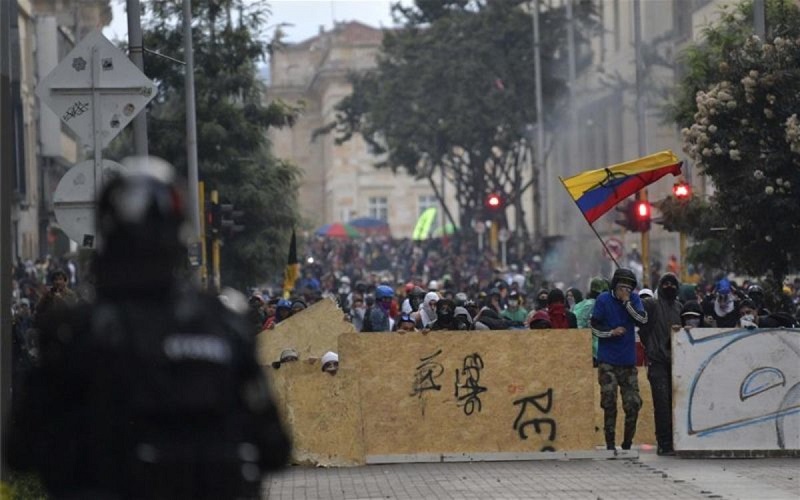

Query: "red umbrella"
left=314, top=222, right=361, bottom=239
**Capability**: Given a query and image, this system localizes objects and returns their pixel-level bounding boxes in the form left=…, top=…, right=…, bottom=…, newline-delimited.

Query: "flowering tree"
left=670, top=0, right=800, bottom=299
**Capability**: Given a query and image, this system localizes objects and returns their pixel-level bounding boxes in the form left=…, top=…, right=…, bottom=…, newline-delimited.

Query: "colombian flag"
left=560, top=151, right=682, bottom=224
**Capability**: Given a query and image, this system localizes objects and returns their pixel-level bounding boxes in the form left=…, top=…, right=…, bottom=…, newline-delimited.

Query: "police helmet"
left=94, top=161, right=188, bottom=290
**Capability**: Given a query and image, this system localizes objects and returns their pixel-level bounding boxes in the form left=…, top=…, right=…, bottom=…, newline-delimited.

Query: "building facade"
left=267, top=22, right=456, bottom=238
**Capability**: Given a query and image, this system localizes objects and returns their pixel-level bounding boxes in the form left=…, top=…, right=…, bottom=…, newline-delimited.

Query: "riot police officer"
left=7, top=163, right=290, bottom=499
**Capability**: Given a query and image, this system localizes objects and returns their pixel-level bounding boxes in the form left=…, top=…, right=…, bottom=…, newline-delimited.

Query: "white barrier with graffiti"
left=673, top=327, right=800, bottom=451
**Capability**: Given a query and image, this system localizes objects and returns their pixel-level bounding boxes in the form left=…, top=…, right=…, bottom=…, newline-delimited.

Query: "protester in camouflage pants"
left=590, top=268, right=647, bottom=451
left=598, top=362, right=642, bottom=450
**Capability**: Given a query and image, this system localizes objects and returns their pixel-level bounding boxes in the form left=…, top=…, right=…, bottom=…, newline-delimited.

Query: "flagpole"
left=558, top=176, right=621, bottom=269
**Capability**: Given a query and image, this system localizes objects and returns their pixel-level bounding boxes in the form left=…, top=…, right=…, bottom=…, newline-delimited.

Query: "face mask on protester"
left=508, top=299, right=519, bottom=308
left=740, top=314, right=757, bottom=328
left=567, top=297, right=575, bottom=308
left=685, top=317, right=701, bottom=328
left=661, top=286, right=678, bottom=300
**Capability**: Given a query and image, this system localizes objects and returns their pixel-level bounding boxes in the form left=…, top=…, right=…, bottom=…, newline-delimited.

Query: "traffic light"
left=614, top=199, right=651, bottom=232
left=219, top=203, right=245, bottom=235
left=672, top=180, right=691, bottom=201
left=206, top=200, right=221, bottom=235
left=632, top=200, right=651, bottom=232
left=615, top=200, right=635, bottom=231
left=485, top=192, right=504, bottom=211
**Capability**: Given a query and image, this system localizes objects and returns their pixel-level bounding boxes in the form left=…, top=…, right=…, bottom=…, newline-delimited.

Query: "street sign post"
left=53, top=160, right=125, bottom=247
left=36, top=30, right=156, bottom=235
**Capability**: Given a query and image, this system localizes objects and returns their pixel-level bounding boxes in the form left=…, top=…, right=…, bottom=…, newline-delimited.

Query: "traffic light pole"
left=210, top=189, right=221, bottom=291
left=198, top=181, right=208, bottom=289
left=633, top=0, right=650, bottom=286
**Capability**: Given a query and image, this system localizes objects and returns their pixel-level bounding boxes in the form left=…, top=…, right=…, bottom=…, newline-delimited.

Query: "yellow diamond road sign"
left=36, top=30, right=156, bottom=150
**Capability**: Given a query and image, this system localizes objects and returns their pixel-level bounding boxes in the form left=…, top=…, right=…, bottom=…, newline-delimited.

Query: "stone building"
left=267, top=21, right=456, bottom=238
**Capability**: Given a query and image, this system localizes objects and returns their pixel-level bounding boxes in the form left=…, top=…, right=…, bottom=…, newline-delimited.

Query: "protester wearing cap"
left=395, top=313, right=418, bottom=332
left=703, top=278, right=739, bottom=328
left=501, top=290, right=528, bottom=328
left=279, top=349, right=298, bottom=363
left=638, top=288, right=654, bottom=300
left=590, top=268, right=648, bottom=451
left=321, top=351, right=339, bottom=375
left=680, top=300, right=706, bottom=328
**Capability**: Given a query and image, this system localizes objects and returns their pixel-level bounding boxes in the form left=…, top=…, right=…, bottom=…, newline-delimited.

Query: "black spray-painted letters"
left=411, top=349, right=444, bottom=397
left=512, top=388, right=556, bottom=451
left=454, top=353, right=487, bottom=415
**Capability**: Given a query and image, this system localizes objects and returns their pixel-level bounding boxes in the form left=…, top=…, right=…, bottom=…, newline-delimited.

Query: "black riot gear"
left=6, top=165, right=290, bottom=499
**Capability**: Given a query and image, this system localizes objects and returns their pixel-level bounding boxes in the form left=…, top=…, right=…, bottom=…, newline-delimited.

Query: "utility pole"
left=183, top=0, right=202, bottom=282
left=0, top=0, right=14, bottom=478
left=530, top=0, right=545, bottom=243
left=753, top=0, right=766, bottom=39
left=633, top=0, right=650, bottom=284
left=126, top=0, right=148, bottom=155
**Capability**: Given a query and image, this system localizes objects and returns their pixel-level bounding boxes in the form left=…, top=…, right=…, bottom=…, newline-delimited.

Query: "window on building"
left=418, top=195, right=438, bottom=217
left=368, top=197, right=388, bottom=221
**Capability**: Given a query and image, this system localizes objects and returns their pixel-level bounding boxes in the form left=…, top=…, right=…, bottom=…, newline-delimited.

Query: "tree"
left=139, top=0, right=302, bottom=288
left=669, top=0, right=800, bottom=303
left=329, top=0, right=598, bottom=236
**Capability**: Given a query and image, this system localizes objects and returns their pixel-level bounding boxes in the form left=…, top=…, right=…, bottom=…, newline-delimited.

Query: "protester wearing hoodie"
left=546, top=289, right=577, bottom=329
left=703, top=278, right=739, bottom=328
left=639, top=272, right=682, bottom=455
left=566, top=288, right=583, bottom=310
left=573, top=277, right=609, bottom=365
left=591, top=268, right=648, bottom=451
left=361, top=285, right=393, bottom=332
left=416, top=292, right=439, bottom=329
left=429, top=298, right=458, bottom=331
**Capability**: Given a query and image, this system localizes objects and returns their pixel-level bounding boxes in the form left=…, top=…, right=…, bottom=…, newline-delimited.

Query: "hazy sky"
left=104, top=0, right=410, bottom=44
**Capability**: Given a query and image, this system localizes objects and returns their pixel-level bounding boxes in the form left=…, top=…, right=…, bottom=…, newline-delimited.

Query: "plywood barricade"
left=268, top=362, right=364, bottom=466
left=257, top=298, right=355, bottom=365
left=673, top=327, right=800, bottom=453
left=341, top=330, right=596, bottom=458
left=258, top=314, right=660, bottom=465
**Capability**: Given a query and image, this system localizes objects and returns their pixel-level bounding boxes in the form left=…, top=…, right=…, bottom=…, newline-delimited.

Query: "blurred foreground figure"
left=7, top=162, right=290, bottom=499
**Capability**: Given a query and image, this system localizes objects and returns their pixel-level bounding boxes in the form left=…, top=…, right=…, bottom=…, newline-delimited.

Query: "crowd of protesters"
left=250, top=234, right=800, bottom=335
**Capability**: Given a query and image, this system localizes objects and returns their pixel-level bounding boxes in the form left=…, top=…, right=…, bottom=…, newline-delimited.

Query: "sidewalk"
left=264, top=451, right=799, bottom=499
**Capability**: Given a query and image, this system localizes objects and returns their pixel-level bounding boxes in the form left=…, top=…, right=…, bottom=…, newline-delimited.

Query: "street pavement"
left=263, top=450, right=799, bottom=499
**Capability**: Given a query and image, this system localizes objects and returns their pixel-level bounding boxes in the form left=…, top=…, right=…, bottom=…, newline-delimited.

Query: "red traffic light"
left=485, top=192, right=504, bottom=210
left=673, top=181, right=691, bottom=200
left=632, top=200, right=651, bottom=232
left=635, top=201, right=650, bottom=219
